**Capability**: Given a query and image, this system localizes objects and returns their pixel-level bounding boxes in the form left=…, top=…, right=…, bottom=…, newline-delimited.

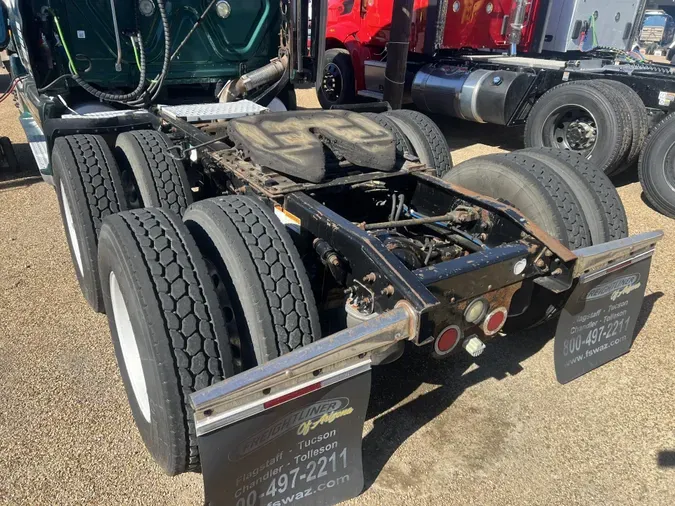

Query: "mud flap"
left=198, top=366, right=372, bottom=506
left=554, top=256, right=653, bottom=384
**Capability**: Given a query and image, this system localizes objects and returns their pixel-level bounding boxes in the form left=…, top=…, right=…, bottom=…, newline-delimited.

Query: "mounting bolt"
left=545, top=249, right=553, bottom=257
left=381, top=285, right=395, bottom=297
left=363, top=272, right=377, bottom=283
left=552, top=268, right=563, bottom=276
left=535, top=259, right=546, bottom=268
left=492, top=75, right=503, bottom=86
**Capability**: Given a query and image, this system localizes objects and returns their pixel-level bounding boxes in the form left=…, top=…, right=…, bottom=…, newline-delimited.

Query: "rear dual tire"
left=114, top=130, right=193, bottom=216
left=99, top=208, right=231, bottom=475
left=383, top=110, right=453, bottom=177
left=444, top=148, right=627, bottom=329
left=362, top=110, right=453, bottom=177
left=53, top=134, right=128, bottom=313
left=99, top=198, right=321, bottom=475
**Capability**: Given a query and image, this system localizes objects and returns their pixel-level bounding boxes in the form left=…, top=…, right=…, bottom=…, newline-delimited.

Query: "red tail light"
left=434, top=325, right=462, bottom=356
left=482, top=307, right=508, bottom=336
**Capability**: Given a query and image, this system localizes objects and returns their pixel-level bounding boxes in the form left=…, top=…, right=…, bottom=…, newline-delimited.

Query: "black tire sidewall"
left=525, top=84, right=623, bottom=173
left=185, top=204, right=276, bottom=364
left=318, top=49, right=355, bottom=109
left=384, top=110, right=453, bottom=176
left=521, top=148, right=610, bottom=244
left=639, top=115, right=675, bottom=218
left=98, top=222, right=180, bottom=474
left=443, top=157, right=570, bottom=245
left=114, top=131, right=193, bottom=215
left=115, top=132, right=160, bottom=207
left=54, top=157, right=102, bottom=310
left=184, top=197, right=321, bottom=366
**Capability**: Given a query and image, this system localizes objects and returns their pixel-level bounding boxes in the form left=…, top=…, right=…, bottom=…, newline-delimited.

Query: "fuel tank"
left=411, top=64, right=534, bottom=125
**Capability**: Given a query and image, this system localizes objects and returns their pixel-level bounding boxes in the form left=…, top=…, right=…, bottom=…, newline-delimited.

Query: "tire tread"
left=115, top=208, right=224, bottom=472
left=385, top=109, right=452, bottom=176
left=205, top=197, right=320, bottom=355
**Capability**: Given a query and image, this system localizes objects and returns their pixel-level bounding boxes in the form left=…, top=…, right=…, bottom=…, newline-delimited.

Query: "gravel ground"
left=0, top=81, right=674, bottom=506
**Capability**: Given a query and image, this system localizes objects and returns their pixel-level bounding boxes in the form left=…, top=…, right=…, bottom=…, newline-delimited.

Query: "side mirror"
left=0, top=3, right=9, bottom=51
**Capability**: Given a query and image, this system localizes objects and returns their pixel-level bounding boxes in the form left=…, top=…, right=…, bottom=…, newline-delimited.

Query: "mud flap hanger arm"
left=191, top=303, right=418, bottom=437
left=537, top=231, right=665, bottom=294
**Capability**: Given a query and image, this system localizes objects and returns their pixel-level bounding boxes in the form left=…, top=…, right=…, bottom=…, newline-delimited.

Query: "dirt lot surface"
left=1, top=80, right=674, bottom=506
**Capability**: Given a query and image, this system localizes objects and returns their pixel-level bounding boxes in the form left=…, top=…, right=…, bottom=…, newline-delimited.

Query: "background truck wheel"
left=98, top=208, right=232, bottom=476
left=114, top=130, right=193, bottom=216
left=582, top=80, right=633, bottom=176
left=318, top=48, right=356, bottom=109
left=361, top=112, right=414, bottom=158
left=184, top=196, right=322, bottom=370
left=443, top=151, right=593, bottom=329
left=639, top=113, right=675, bottom=218
left=594, top=80, right=649, bottom=175
left=523, top=147, right=628, bottom=240
left=383, top=109, right=453, bottom=177
left=0, top=136, right=19, bottom=172
left=52, top=134, right=127, bottom=313
left=524, top=81, right=630, bottom=174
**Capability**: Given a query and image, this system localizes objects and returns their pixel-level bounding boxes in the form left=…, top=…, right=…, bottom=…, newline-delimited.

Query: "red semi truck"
left=319, top=0, right=675, bottom=219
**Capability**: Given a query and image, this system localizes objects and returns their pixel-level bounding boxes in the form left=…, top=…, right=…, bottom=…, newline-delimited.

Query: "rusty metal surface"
left=207, top=148, right=428, bottom=198
left=414, top=172, right=577, bottom=263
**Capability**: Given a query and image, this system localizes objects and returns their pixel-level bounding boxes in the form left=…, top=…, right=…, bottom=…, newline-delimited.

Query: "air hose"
left=52, top=12, right=148, bottom=103
left=128, top=0, right=172, bottom=105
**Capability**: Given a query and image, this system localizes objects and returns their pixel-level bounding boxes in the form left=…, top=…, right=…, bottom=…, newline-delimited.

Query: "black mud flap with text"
left=198, top=370, right=371, bottom=506
left=554, top=257, right=653, bottom=384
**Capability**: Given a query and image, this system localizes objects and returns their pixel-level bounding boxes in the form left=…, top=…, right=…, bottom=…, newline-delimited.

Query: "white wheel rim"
left=60, top=186, right=84, bottom=277
left=268, top=97, right=288, bottom=112
left=110, top=271, right=151, bottom=423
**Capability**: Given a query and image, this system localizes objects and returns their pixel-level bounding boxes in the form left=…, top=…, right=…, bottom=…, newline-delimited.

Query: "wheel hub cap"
left=322, top=63, right=343, bottom=102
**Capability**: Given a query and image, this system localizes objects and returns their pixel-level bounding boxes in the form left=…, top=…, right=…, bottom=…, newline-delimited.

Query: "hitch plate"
left=199, top=367, right=371, bottom=506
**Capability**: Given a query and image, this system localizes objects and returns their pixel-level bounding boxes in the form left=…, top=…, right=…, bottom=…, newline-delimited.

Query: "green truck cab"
left=2, top=0, right=315, bottom=182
